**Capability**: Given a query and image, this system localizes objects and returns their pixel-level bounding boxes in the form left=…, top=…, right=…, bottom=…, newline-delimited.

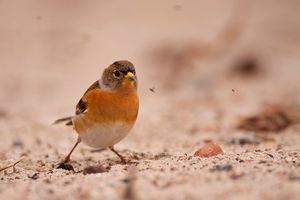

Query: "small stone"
left=194, top=142, right=223, bottom=157
left=57, top=163, right=75, bottom=171
left=83, top=165, right=110, bottom=175
left=210, top=164, right=233, bottom=172
left=289, top=176, right=300, bottom=181
left=12, top=140, right=24, bottom=148
left=28, top=173, right=39, bottom=180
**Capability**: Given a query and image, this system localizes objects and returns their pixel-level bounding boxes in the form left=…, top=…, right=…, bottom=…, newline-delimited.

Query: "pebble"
left=194, top=142, right=223, bottom=157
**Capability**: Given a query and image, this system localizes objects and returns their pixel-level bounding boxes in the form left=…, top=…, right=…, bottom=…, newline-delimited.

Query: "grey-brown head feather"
left=101, top=60, right=137, bottom=91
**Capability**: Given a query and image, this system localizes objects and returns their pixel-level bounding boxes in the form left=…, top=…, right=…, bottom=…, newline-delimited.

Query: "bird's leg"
left=109, top=146, right=127, bottom=164
left=63, top=137, right=81, bottom=163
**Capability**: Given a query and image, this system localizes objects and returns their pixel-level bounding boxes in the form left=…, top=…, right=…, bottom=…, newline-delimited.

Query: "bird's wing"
left=54, top=80, right=101, bottom=126
left=75, top=80, right=101, bottom=115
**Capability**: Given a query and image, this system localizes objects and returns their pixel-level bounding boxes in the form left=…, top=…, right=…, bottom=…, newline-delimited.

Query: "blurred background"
left=0, top=0, right=300, bottom=155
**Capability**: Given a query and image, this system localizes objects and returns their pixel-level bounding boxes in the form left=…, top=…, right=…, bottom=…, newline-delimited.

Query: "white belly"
left=79, top=121, right=133, bottom=148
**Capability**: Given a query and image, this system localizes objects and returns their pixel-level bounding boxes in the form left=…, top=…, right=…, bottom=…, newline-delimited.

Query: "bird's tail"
left=53, top=116, right=73, bottom=126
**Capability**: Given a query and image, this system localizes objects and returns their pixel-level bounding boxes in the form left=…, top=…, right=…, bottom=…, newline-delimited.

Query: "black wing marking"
left=75, top=99, right=88, bottom=115
left=75, top=80, right=100, bottom=115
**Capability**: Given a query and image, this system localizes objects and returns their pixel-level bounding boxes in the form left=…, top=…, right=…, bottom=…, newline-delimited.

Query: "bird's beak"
left=125, top=72, right=136, bottom=82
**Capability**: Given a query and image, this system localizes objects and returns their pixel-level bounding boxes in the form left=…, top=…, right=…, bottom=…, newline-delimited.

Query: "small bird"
left=54, top=60, right=139, bottom=164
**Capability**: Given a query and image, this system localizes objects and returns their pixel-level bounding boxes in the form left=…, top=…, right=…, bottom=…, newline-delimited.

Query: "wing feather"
left=75, top=80, right=101, bottom=115
left=54, top=80, right=101, bottom=126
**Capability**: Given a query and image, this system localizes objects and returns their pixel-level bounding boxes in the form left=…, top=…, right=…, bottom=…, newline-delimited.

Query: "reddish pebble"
left=194, top=142, right=223, bottom=157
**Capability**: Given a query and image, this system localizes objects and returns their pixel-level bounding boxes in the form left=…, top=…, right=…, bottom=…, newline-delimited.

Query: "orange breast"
left=87, top=89, right=139, bottom=123
left=73, top=82, right=139, bottom=135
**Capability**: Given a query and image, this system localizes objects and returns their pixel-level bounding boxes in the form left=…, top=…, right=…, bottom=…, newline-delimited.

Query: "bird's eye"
left=114, top=70, right=121, bottom=77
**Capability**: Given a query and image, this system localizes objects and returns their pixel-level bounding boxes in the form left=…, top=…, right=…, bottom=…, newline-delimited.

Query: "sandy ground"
left=0, top=1, right=300, bottom=200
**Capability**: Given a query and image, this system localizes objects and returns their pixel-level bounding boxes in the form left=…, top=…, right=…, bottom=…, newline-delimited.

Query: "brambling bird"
left=54, top=60, right=139, bottom=164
